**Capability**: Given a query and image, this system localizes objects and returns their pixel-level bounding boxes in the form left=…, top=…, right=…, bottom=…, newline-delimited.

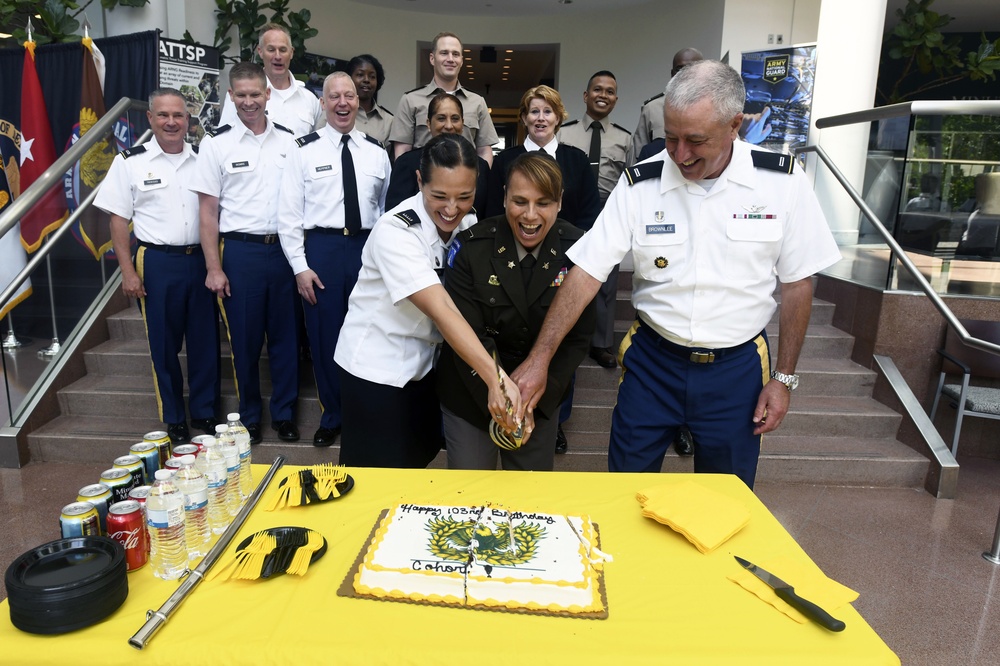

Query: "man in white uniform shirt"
left=278, top=72, right=390, bottom=447
left=96, top=88, right=220, bottom=445
left=513, top=61, right=841, bottom=489
left=216, top=23, right=323, bottom=136
left=193, top=62, right=300, bottom=446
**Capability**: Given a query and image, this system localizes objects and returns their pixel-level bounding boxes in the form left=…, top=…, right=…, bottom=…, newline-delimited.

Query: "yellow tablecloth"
left=0, top=465, right=899, bottom=665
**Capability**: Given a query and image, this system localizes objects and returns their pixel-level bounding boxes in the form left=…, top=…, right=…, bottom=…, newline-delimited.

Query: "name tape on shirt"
left=645, top=224, right=675, bottom=234
left=143, top=178, right=162, bottom=186
left=231, top=160, right=250, bottom=168
left=315, top=164, right=333, bottom=172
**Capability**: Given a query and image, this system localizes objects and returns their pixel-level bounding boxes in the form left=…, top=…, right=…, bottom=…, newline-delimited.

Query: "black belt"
left=637, top=315, right=761, bottom=364
left=220, top=231, right=279, bottom=244
left=138, top=240, right=202, bottom=255
left=307, top=226, right=371, bottom=238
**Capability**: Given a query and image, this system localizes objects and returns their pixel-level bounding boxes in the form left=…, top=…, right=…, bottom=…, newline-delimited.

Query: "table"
left=0, top=465, right=899, bottom=665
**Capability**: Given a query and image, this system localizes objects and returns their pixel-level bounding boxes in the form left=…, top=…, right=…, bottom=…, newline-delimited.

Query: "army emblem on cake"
left=426, top=514, right=546, bottom=566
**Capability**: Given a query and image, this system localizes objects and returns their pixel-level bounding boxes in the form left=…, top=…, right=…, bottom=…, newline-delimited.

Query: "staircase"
left=27, top=273, right=931, bottom=487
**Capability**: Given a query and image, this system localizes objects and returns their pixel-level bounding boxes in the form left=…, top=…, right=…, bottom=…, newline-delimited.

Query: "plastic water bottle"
left=173, top=455, right=210, bottom=559
left=146, top=469, right=187, bottom=580
left=227, top=412, right=253, bottom=500
left=196, top=432, right=230, bottom=534
left=216, top=423, right=241, bottom=517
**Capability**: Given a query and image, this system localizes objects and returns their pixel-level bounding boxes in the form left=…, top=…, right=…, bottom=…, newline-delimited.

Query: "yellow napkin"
left=728, top=554, right=859, bottom=624
left=636, top=480, right=751, bottom=554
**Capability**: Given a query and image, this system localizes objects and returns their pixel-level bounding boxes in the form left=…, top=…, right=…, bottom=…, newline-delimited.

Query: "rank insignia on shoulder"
left=612, top=122, right=632, bottom=135
left=121, top=145, right=147, bottom=159
left=363, top=134, right=384, bottom=148
left=625, top=161, right=662, bottom=185
left=562, top=119, right=580, bottom=127
left=273, top=122, right=294, bottom=134
left=751, top=150, right=794, bottom=174
left=654, top=256, right=668, bottom=269
left=296, top=132, right=320, bottom=148
left=207, top=124, right=231, bottom=137
left=447, top=239, right=462, bottom=267
left=394, top=209, right=420, bottom=226
left=488, top=275, right=500, bottom=286
left=643, top=91, right=665, bottom=106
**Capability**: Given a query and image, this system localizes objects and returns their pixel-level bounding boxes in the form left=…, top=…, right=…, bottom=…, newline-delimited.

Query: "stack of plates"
left=5, top=536, right=128, bottom=634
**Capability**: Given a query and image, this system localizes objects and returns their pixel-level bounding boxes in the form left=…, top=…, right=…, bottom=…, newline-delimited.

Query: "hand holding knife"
left=735, top=556, right=846, bottom=632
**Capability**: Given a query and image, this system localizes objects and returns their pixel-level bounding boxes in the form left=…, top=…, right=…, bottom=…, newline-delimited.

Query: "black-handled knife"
left=734, top=556, right=846, bottom=632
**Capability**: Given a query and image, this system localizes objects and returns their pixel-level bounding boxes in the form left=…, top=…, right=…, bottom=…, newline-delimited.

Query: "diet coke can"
left=107, top=500, right=148, bottom=571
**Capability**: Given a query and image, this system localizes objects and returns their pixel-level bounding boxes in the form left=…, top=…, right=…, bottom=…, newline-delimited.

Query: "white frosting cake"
left=353, top=504, right=606, bottom=614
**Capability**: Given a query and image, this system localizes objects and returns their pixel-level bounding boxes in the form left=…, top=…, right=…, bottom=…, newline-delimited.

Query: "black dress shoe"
left=674, top=426, right=695, bottom=456
left=589, top=346, right=617, bottom=369
left=246, top=423, right=262, bottom=446
left=190, top=418, right=217, bottom=435
left=272, top=420, right=300, bottom=442
left=313, top=426, right=341, bottom=447
left=555, top=425, right=568, bottom=454
left=167, top=422, right=189, bottom=444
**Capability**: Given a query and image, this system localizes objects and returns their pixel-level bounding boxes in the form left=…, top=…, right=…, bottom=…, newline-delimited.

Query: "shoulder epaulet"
left=377, top=104, right=394, bottom=117
left=121, top=145, right=147, bottom=159
left=405, top=85, right=424, bottom=94
left=207, top=124, right=231, bottom=138
left=751, top=150, right=794, bottom=174
left=624, top=161, right=663, bottom=185
left=273, top=123, right=294, bottom=135
left=642, top=91, right=665, bottom=106
left=191, top=144, right=199, bottom=154
left=394, top=209, right=421, bottom=227
left=612, top=122, right=632, bottom=135
left=562, top=119, right=580, bottom=128
left=364, top=134, right=384, bottom=148
left=296, top=132, right=320, bottom=148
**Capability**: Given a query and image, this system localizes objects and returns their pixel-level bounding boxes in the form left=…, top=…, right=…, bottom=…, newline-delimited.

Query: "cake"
left=346, top=503, right=608, bottom=617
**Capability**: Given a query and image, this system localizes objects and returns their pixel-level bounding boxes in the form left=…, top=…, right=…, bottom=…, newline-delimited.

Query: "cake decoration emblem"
left=426, top=515, right=545, bottom=566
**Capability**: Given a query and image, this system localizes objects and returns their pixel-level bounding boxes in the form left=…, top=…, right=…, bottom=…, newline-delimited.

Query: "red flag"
left=18, top=40, right=67, bottom=253
left=75, top=37, right=115, bottom=259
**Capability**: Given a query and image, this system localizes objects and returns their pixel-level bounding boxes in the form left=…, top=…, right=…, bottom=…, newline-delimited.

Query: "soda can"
left=172, top=444, right=199, bottom=458
left=60, top=501, right=101, bottom=539
left=129, top=441, right=159, bottom=484
left=143, top=430, right=172, bottom=467
left=100, top=467, right=138, bottom=503
left=113, top=454, right=145, bottom=488
left=189, top=435, right=214, bottom=454
left=76, top=483, right=112, bottom=535
left=164, top=457, right=184, bottom=471
left=128, top=485, right=151, bottom=511
left=107, top=500, right=149, bottom=572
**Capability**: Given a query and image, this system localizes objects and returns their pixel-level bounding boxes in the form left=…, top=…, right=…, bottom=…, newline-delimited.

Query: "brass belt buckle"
left=689, top=351, right=715, bottom=364
left=343, top=228, right=351, bottom=236
left=263, top=234, right=276, bottom=244
left=185, top=246, right=194, bottom=255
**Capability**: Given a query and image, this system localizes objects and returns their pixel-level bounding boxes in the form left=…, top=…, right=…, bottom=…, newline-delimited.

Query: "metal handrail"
left=0, top=96, right=146, bottom=240
left=816, top=100, right=1000, bottom=129
left=798, top=143, right=1000, bottom=359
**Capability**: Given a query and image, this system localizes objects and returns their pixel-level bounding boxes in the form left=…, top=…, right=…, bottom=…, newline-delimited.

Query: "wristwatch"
left=770, top=370, right=799, bottom=391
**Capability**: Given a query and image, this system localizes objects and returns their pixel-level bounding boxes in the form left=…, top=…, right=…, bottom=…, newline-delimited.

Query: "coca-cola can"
left=164, top=457, right=184, bottom=471
left=172, top=443, right=199, bottom=458
left=107, top=500, right=148, bottom=572
left=189, top=435, right=214, bottom=454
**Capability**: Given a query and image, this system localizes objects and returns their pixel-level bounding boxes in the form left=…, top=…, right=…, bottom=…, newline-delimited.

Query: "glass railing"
left=814, top=101, right=1000, bottom=295
left=0, top=99, right=150, bottom=444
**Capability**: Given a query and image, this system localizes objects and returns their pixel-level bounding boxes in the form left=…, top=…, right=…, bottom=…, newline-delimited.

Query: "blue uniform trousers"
left=610, top=318, right=770, bottom=489
left=135, top=244, right=220, bottom=424
left=218, top=237, right=299, bottom=425
left=302, top=230, right=366, bottom=429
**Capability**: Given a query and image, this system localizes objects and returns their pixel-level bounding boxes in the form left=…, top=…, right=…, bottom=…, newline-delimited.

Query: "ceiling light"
left=505, top=49, right=514, bottom=53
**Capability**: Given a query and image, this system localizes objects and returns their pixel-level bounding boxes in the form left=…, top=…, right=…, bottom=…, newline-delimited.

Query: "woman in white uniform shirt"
left=335, top=134, right=523, bottom=468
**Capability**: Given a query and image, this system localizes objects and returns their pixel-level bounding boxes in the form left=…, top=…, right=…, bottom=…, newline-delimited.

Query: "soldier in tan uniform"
left=627, top=47, right=703, bottom=165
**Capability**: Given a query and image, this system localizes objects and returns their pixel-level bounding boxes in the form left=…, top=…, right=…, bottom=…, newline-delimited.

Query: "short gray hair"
left=322, top=71, right=356, bottom=96
left=148, top=87, right=186, bottom=107
left=664, top=60, right=745, bottom=123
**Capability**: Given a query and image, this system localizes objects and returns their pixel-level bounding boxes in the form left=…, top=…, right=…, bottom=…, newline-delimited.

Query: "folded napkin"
left=636, top=480, right=751, bottom=554
left=728, top=554, right=859, bottom=624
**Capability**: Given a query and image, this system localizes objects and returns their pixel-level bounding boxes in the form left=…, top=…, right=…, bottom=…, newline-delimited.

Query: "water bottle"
left=146, top=469, right=187, bottom=580
left=196, top=431, right=230, bottom=534
left=173, top=455, right=211, bottom=559
left=216, top=423, right=241, bottom=517
left=227, top=412, right=253, bottom=500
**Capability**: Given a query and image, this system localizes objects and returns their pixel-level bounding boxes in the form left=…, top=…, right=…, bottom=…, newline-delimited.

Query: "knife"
left=734, top=556, right=846, bottom=632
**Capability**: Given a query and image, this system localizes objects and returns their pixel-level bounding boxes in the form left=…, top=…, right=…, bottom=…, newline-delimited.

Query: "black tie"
left=588, top=120, right=602, bottom=180
left=341, top=134, right=362, bottom=235
left=521, top=253, right=536, bottom=288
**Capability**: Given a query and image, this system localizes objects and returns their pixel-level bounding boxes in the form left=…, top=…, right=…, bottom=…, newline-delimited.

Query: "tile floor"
left=3, top=456, right=1000, bottom=665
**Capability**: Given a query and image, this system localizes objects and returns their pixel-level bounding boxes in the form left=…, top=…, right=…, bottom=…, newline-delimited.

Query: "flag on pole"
left=74, top=37, right=116, bottom=259
left=19, top=39, right=68, bottom=253
left=0, top=158, right=32, bottom=320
